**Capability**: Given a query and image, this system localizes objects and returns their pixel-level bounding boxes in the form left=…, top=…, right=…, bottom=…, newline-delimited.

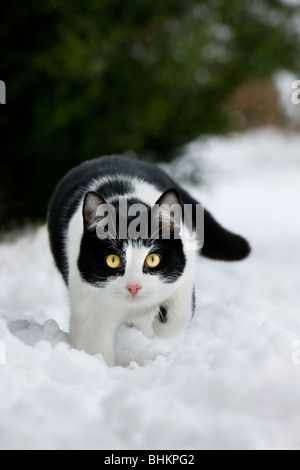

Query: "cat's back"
left=48, top=155, right=172, bottom=224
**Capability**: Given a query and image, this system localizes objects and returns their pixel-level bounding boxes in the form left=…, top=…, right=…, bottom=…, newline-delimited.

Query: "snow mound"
left=1, top=127, right=300, bottom=450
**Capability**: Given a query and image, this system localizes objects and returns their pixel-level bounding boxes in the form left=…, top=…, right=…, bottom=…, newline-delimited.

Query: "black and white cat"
left=48, top=155, right=250, bottom=366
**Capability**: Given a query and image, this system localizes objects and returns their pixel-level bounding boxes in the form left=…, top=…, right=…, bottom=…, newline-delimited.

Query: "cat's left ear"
left=152, top=189, right=182, bottom=233
left=82, top=191, right=108, bottom=232
left=155, top=189, right=181, bottom=207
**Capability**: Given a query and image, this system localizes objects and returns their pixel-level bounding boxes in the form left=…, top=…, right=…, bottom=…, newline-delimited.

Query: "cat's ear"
left=82, top=191, right=107, bottom=232
left=155, top=189, right=181, bottom=207
left=152, top=189, right=182, bottom=235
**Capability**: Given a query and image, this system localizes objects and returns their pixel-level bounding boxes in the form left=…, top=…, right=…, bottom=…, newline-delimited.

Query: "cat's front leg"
left=130, top=308, right=157, bottom=338
left=69, top=289, right=123, bottom=367
left=152, top=280, right=195, bottom=338
left=70, top=309, right=118, bottom=367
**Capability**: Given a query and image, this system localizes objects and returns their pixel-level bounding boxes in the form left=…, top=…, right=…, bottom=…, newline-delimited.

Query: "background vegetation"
left=1, top=0, right=300, bottom=228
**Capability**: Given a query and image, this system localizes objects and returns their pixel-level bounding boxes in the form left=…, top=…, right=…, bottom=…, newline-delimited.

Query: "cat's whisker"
left=102, top=228, right=118, bottom=241
left=149, top=223, right=174, bottom=241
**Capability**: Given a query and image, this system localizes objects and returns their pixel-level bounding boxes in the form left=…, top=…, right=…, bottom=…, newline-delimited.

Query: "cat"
left=48, top=155, right=250, bottom=366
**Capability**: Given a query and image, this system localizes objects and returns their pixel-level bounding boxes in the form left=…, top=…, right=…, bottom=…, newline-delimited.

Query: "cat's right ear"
left=82, top=191, right=107, bottom=232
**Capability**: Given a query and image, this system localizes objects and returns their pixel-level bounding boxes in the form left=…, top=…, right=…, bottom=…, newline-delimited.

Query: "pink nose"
left=126, top=283, right=142, bottom=296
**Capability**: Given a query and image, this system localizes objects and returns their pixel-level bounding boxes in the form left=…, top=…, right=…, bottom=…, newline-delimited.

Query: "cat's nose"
left=126, top=283, right=142, bottom=296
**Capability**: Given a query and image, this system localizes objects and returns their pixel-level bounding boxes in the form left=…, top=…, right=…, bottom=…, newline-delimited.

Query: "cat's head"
left=77, top=190, right=187, bottom=307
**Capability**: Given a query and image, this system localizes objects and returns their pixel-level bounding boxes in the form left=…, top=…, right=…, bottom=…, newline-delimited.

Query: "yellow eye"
left=106, top=254, right=121, bottom=269
left=145, top=253, right=161, bottom=269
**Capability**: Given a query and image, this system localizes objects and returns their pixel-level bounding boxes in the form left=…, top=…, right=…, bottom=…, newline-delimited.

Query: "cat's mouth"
left=126, top=292, right=142, bottom=302
left=109, top=287, right=155, bottom=306
left=124, top=289, right=153, bottom=305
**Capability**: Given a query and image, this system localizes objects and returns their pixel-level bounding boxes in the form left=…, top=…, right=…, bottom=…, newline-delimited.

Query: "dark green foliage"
left=1, top=0, right=299, bottom=227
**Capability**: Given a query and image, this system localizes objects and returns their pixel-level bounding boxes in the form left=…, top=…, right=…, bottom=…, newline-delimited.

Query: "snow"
left=1, top=127, right=300, bottom=450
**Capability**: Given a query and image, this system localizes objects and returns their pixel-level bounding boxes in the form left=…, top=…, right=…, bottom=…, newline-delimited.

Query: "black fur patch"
left=93, top=178, right=134, bottom=202
left=142, top=237, right=186, bottom=284
left=158, top=305, right=168, bottom=324
left=78, top=232, right=126, bottom=287
left=192, top=287, right=196, bottom=317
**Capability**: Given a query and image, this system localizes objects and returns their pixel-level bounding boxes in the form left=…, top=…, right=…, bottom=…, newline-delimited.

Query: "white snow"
left=1, top=127, right=300, bottom=450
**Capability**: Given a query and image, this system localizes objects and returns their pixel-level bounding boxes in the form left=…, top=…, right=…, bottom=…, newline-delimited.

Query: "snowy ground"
left=0, top=127, right=300, bottom=450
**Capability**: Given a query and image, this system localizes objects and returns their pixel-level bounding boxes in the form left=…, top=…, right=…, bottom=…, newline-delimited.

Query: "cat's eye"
left=145, top=253, right=161, bottom=269
left=106, top=254, right=121, bottom=269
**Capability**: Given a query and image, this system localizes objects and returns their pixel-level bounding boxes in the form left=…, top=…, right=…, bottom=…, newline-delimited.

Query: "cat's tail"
left=201, top=209, right=251, bottom=261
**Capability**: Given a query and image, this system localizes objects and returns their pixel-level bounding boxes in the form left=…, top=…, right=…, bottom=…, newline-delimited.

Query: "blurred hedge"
left=1, top=0, right=299, bottom=227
